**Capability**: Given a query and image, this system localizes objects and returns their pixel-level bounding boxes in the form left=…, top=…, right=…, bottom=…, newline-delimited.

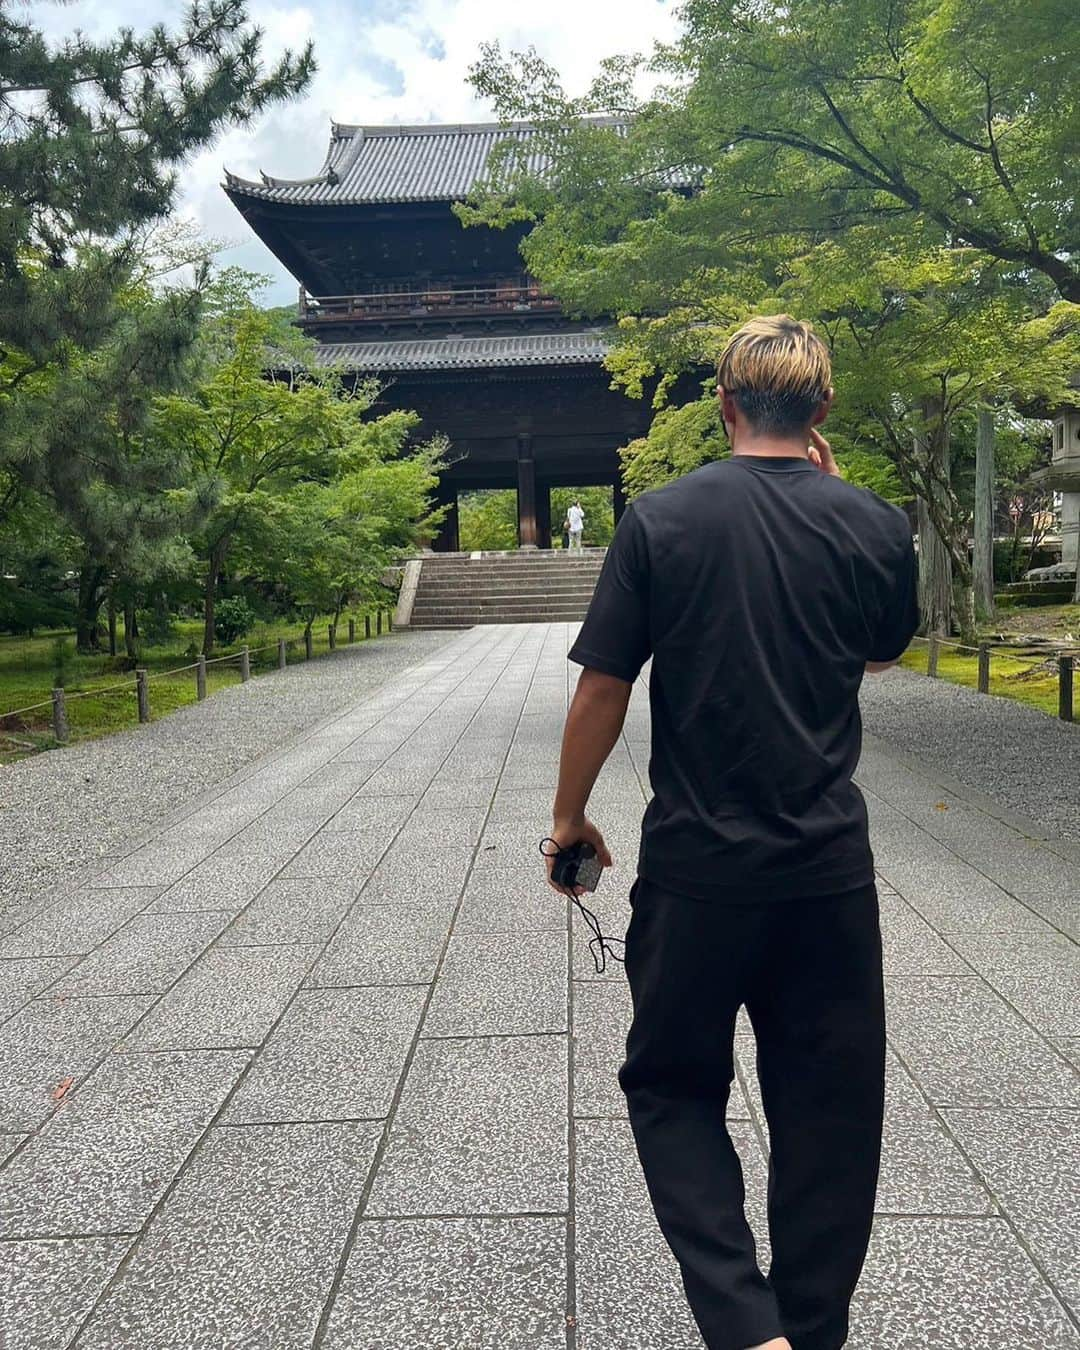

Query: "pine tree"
left=0, top=2, right=314, bottom=647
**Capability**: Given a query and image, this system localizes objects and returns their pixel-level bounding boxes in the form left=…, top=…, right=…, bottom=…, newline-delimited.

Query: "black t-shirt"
left=568, top=456, right=919, bottom=901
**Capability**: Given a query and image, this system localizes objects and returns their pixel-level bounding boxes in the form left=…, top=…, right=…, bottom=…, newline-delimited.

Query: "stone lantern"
left=1033, top=406, right=1080, bottom=576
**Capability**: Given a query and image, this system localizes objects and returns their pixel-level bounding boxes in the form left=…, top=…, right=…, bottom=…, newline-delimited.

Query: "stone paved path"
left=1, top=623, right=1077, bottom=1349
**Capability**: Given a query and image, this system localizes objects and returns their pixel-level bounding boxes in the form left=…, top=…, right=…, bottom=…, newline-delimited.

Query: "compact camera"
left=550, top=841, right=603, bottom=893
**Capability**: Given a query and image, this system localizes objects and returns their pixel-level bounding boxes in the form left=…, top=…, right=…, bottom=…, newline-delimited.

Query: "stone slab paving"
left=0, top=627, right=455, bottom=933
left=1, top=623, right=1077, bottom=1348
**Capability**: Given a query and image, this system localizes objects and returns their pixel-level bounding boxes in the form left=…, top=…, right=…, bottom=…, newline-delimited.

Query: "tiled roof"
left=312, top=330, right=610, bottom=372
left=223, top=120, right=610, bottom=206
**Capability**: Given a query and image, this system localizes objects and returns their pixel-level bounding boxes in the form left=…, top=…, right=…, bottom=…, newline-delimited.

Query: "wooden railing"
left=298, top=279, right=562, bottom=323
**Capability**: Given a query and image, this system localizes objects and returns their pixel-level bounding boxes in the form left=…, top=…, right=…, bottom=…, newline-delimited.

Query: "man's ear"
left=810, top=387, right=835, bottom=427
left=717, top=385, right=739, bottom=432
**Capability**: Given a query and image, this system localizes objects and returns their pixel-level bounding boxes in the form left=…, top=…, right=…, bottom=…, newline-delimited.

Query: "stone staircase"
left=403, top=549, right=606, bottom=628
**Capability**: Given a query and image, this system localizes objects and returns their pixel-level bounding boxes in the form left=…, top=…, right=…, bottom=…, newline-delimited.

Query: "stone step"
left=411, top=595, right=594, bottom=612
left=415, top=549, right=607, bottom=560
left=415, top=581, right=600, bottom=599
left=410, top=614, right=589, bottom=627
left=418, top=563, right=605, bottom=579
left=410, top=603, right=592, bottom=622
left=404, top=548, right=605, bottom=627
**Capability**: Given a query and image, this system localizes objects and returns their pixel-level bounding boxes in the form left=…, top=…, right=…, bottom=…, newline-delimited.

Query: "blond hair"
left=716, top=315, right=831, bottom=435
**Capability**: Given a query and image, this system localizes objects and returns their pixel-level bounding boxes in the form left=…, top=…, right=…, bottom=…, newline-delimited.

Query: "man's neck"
left=731, top=437, right=810, bottom=459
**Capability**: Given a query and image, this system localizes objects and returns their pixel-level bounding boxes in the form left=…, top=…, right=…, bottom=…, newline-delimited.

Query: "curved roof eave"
left=221, top=117, right=631, bottom=208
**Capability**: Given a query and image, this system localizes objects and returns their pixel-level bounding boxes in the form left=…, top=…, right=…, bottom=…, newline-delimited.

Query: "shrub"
left=141, top=593, right=175, bottom=645
left=214, top=596, right=256, bottom=645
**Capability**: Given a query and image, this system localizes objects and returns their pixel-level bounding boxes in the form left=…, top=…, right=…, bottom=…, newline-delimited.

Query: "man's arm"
left=551, top=504, right=651, bottom=890
left=546, top=669, right=631, bottom=890
left=866, top=520, right=920, bottom=671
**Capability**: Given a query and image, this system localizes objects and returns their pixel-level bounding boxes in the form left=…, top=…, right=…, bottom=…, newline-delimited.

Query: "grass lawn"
left=0, top=610, right=391, bottom=761
left=900, top=639, right=1074, bottom=720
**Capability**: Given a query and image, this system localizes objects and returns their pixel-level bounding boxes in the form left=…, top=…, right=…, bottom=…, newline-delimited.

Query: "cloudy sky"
left=39, top=0, right=681, bottom=303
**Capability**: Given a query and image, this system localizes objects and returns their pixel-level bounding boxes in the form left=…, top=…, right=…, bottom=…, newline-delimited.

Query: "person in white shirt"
left=567, top=501, right=585, bottom=552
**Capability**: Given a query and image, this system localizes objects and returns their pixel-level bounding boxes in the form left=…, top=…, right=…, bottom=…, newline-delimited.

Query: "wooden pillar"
left=432, top=480, right=459, bottom=553
left=613, top=477, right=627, bottom=526
left=136, top=669, right=150, bottom=723
left=536, top=482, right=552, bottom=550
left=51, top=688, right=69, bottom=743
left=517, top=435, right=538, bottom=549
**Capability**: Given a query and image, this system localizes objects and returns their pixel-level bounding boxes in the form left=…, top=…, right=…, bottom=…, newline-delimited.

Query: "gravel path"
left=0, top=629, right=453, bottom=929
left=860, top=665, right=1080, bottom=843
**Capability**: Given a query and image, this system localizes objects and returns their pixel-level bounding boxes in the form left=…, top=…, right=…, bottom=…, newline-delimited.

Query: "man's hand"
left=808, top=427, right=840, bottom=477
left=545, top=816, right=613, bottom=895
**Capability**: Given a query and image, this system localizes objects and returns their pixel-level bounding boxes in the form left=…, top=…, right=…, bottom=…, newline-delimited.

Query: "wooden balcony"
left=298, top=278, right=562, bottom=324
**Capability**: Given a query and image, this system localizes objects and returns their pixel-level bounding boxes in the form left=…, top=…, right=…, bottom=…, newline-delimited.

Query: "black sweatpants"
left=618, top=879, right=885, bottom=1350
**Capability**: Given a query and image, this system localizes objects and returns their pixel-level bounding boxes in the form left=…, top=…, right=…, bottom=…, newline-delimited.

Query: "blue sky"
left=38, top=0, right=680, bottom=303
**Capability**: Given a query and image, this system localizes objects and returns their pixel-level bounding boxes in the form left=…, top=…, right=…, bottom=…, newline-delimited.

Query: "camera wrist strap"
left=539, top=838, right=625, bottom=975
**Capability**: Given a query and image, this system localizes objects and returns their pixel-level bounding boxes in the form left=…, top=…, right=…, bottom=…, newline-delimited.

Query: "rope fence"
left=910, top=633, right=1076, bottom=722
left=0, top=607, right=396, bottom=748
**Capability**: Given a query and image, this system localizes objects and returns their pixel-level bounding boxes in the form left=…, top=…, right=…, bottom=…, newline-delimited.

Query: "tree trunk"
left=953, top=580, right=976, bottom=647
left=202, top=539, right=227, bottom=655
left=973, top=407, right=995, bottom=621
left=123, top=600, right=140, bottom=663
left=107, top=589, right=117, bottom=657
left=75, top=558, right=105, bottom=654
left=1009, top=520, right=1022, bottom=583
left=914, top=405, right=953, bottom=636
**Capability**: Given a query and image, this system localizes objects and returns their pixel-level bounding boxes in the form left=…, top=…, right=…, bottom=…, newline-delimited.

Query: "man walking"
left=546, top=316, right=918, bottom=1350
left=567, top=499, right=585, bottom=551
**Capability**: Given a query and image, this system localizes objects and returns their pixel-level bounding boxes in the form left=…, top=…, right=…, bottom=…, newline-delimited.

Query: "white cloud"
left=28, top=0, right=679, bottom=299
left=33, top=0, right=677, bottom=300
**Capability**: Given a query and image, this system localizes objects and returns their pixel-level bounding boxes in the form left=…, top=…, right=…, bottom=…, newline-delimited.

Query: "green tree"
left=458, top=491, right=518, bottom=551
left=9, top=273, right=209, bottom=652
left=155, top=298, right=445, bottom=650
left=242, top=426, right=445, bottom=638
left=1, top=1, right=314, bottom=647
left=0, top=485, right=78, bottom=636
left=789, top=242, right=1077, bottom=634
left=551, top=487, right=616, bottom=547
left=1, top=0, right=313, bottom=465
left=466, top=6, right=1080, bottom=633
left=469, top=0, right=1079, bottom=300
left=154, top=304, right=346, bottom=651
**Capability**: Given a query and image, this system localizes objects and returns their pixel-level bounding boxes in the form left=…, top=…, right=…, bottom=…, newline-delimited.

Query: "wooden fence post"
left=278, top=639, right=287, bottom=670
left=1060, top=656, right=1074, bottom=723
left=365, top=615, right=371, bottom=640
left=305, top=629, right=313, bottom=660
left=348, top=618, right=356, bottom=643
left=196, top=655, right=207, bottom=701
left=51, top=688, right=69, bottom=743
left=136, top=669, right=149, bottom=723
left=927, top=635, right=940, bottom=678
left=240, top=645, right=251, bottom=682
left=977, top=643, right=990, bottom=695
left=328, top=624, right=336, bottom=651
